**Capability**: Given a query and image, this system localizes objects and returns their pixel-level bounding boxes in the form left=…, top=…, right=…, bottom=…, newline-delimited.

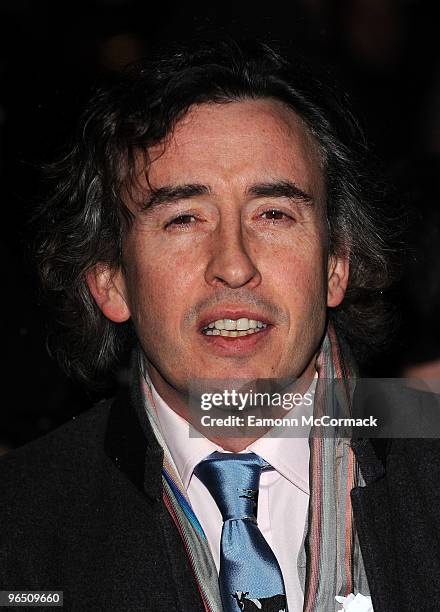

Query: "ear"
left=327, top=254, right=349, bottom=308
left=86, top=264, right=131, bottom=322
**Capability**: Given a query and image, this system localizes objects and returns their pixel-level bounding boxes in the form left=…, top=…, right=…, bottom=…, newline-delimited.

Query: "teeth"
left=236, top=318, right=249, bottom=330
left=203, top=326, right=266, bottom=337
left=205, top=317, right=267, bottom=334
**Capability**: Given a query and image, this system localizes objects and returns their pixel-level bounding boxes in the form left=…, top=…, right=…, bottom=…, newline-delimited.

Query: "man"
left=1, top=38, right=440, bottom=612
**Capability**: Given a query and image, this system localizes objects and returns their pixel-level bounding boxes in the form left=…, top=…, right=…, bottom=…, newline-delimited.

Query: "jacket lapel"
left=104, top=371, right=206, bottom=611
left=350, top=438, right=399, bottom=612
left=104, top=374, right=164, bottom=499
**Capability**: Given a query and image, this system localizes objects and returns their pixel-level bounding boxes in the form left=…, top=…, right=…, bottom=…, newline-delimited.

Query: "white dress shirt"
left=149, top=379, right=316, bottom=612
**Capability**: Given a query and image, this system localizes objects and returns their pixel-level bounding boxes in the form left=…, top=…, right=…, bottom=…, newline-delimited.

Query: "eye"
left=165, top=214, right=197, bottom=228
left=261, top=209, right=292, bottom=222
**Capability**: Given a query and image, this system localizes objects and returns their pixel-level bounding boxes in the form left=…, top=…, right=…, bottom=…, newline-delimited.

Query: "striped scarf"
left=138, top=325, right=368, bottom=611
left=301, top=325, right=369, bottom=611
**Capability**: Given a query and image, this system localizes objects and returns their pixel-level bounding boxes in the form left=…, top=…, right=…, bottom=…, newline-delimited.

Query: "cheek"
left=266, top=247, right=328, bottom=339
left=123, top=223, right=211, bottom=328
left=265, top=241, right=327, bottom=298
left=131, top=268, right=172, bottom=323
left=123, top=248, right=195, bottom=334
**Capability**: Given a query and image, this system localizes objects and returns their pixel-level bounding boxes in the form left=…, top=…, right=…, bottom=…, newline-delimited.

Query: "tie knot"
left=194, top=451, right=270, bottom=522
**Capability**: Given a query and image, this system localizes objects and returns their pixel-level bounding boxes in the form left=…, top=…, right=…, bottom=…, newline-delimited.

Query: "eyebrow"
left=246, top=180, right=313, bottom=204
left=141, top=179, right=313, bottom=211
left=142, top=184, right=210, bottom=210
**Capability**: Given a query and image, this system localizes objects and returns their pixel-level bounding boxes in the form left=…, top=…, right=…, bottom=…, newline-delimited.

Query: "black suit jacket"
left=1, top=378, right=440, bottom=612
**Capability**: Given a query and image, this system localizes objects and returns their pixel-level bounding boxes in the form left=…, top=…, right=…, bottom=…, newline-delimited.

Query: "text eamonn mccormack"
left=200, top=415, right=378, bottom=428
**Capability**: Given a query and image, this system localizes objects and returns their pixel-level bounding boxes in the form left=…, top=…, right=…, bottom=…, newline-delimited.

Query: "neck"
left=146, top=360, right=317, bottom=452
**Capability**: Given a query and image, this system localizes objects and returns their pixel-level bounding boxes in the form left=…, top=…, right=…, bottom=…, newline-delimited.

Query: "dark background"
left=1, top=0, right=440, bottom=450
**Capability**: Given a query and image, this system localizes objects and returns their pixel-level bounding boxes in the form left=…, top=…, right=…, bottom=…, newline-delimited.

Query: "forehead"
left=143, top=98, right=324, bottom=198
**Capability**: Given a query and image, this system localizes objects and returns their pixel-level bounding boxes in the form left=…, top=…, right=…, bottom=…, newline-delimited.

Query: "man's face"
left=91, top=99, right=348, bottom=397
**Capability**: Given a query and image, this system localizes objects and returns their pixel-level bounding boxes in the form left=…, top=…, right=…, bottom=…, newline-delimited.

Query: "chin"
left=203, top=366, right=273, bottom=382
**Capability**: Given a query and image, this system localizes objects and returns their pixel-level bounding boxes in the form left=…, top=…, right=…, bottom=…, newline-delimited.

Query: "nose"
left=204, top=218, right=261, bottom=289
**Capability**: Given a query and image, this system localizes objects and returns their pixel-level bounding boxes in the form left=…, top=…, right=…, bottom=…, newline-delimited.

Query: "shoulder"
left=351, top=381, right=440, bottom=486
left=0, top=398, right=123, bottom=584
left=0, top=398, right=114, bottom=510
left=353, top=378, right=440, bottom=438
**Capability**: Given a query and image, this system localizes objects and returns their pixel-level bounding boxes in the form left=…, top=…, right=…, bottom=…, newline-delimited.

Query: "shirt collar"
left=148, top=373, right=316, bottom=495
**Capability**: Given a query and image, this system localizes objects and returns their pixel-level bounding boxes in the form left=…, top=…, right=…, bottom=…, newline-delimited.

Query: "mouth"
left=201, top=317, right=268, bottom=338
left=197, top=310, right=273, bottom=354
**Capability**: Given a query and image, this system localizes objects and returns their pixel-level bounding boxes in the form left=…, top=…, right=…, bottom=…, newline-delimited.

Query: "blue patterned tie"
left=194, top=451, right=287, bottom=612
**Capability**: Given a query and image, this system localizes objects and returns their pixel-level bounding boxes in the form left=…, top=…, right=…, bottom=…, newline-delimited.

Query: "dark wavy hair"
left=34, top=37, right=399, bottom=388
